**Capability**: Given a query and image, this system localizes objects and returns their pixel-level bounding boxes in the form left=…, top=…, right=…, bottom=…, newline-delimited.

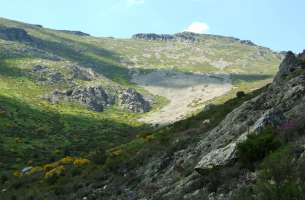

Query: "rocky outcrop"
left=132, top=32, right=199, bottom=43
left=70, top=65, right=97, bottom=81
left=132, top=33, right=175, bottom=41
left=31, top=64, right=97, bottom=85
left=47, top=85, right=115, bottom=112
left=31, top=65, right=65, bottom=84
left=240, top=40, right=255, bottom=46
left=0, top=27, right=32, bottom=43
left=46, top=86, right=151, bottom=113
left=118, top=88, right=150, bottom=113
left=195, top=51, right=305, bottom=173
left=274, top=51, right=305, bottom=83
left=174, top=32, right=199, bottom=43
left=58, top=30, right=90, bottom=36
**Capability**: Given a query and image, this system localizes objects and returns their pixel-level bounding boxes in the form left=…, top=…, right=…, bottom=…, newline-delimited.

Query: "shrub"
left=43, top=162, right=59, bottom=172
left=44, top=165, right=65, bottom=183
left=60, top=156, right=75, bottom=165
left=29, top=166, right=43, bottom=175
left=88, top=149, right=107, bottom=165
left=236, top=91, right=246, bottom=98
left=237, top=129, right=281, bottom=168
left=0, top=173, right=8, bottom=184
left=73, top=158, right=90, bottom=167
left=254, top=147, right=305, bottom=200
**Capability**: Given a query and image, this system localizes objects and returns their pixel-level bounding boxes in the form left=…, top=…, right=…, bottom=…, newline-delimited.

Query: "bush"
left=237, top=129, right=281, bottom=168
left=236, top=91, right=246, bottom=98
left=44, top=165, right=65, bottom=184
left=254, top=147, right=305, bottom=200
left=73, top=158, right=90, bottom=167
left=59, top=156, right=75, bottom=165
left=88, top=149, right=107, bottom=165
left=43, top=162, right=59, bottom=172
left=1, top=173, right=9, bottom=184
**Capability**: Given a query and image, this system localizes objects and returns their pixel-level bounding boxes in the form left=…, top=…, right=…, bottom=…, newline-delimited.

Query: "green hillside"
left=0, top=17, right=282, bottom=176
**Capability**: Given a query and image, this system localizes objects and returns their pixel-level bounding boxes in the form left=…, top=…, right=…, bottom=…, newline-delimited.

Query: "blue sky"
left=0, top=0, right=304, bottom=52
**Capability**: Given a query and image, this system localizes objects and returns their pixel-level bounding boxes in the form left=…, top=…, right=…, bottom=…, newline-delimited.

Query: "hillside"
left=0, top=17, right=289, bottom=199
left=2, top=49, right=304, bottom=200
left=0, top=17, right=282, bottom=124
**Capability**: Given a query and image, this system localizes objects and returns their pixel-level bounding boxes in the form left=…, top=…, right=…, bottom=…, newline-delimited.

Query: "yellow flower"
left=44, top=165, right=65, bottom=179
left=43, top=162, right=59, bottom=172
left=73, top=158, right=90, bottom=167
left=60, top=156, right=75, bottom=165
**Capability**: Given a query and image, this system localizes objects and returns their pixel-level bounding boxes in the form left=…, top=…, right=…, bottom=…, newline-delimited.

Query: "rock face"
left=46, top=86, right=150, bottom=113
left=195, top=51, right=305, bottom=172
left=0, top=27, right=32, bottom=42
left=70, top=65, right=97, bottom=81
left=30, top=64, right=97, bottom=85
left=118, top=88, right=150, bottom=113
left=58, top=30, right=90, bottom=36
left=47, top=86, right=115, bottom=112
left=240, top=40, right=255, bottom=46
left=174, top=32, right=199, bottom=43
left=132, top=32, right=199, bottom=43
left=274, top=51, right=305, bottom=83
left=132, top=33, right=175, bottom=41
left=69, top=86, right=115, bottom=112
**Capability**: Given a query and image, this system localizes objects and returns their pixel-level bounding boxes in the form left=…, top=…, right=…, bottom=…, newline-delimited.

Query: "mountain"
left=0, top=17, right=298, bottom=200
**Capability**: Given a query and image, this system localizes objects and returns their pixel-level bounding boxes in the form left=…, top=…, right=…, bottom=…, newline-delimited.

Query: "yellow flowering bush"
left=110, top=148, right=123, bottom=157
left=44, top=165, right=65, bottom=179
left=73, top=158, right=90, bottom=167
left=29, top=166, right=43, bottom=175
left=43, top=162, right=59, bottom=172
left=60, top=156, right=75, bottom=165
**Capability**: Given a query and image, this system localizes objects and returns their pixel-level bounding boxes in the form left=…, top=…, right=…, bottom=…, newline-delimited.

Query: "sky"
left=0, top=0, right=304, bottom=52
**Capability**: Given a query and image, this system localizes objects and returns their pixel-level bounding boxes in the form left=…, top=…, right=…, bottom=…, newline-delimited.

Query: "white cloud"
left=127, top=0, right=145, bottom=5
left=185, top=22, right=209, bottom=34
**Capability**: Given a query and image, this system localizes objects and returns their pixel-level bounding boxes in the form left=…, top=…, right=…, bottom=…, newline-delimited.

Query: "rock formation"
left=118, top=88, right=150, bottom=113
left=0, top=27, right=32, bottom=43
left=46, top=86, right=151, bottom=113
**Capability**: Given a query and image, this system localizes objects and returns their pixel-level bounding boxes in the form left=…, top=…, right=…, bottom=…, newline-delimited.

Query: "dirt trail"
left=132, top=70, right=232, bottom=125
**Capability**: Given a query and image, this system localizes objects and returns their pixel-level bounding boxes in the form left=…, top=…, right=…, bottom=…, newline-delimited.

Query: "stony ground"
left=132, top=70, right=232, bottom=125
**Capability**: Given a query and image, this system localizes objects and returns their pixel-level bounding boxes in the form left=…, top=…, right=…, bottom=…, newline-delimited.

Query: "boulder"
left=71, top=66, right=97, bottom=81
left=69, top=86, right=115, bottom=112
left=118, top=88, right=150, bottom=113
left=46, top=86, right=151, bottom=113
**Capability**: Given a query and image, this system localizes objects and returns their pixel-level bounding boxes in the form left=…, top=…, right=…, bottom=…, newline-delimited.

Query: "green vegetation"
left=237, top=128, right=282, bottom=169
left=0, top=17, right=287, bottom=199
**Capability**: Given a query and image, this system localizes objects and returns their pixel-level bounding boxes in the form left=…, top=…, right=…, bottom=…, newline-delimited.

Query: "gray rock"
left=58, top=30, right=90, bottom=36
left=132, top=33, right=174, bottom=41
left=118, top=88, right=150, bottom=113
left=0, top=27, right=32, bottom=43
left=240, top=40, right=255, bottom=46
left=46, top=86, right=150, bottom=113
left=195, top=51, right=305, bottom=173
left=69, top=85, right=115, bottom=112
left=132, top=32, right=199, bottom=43
left=71, top=66, right=97, bottom=81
